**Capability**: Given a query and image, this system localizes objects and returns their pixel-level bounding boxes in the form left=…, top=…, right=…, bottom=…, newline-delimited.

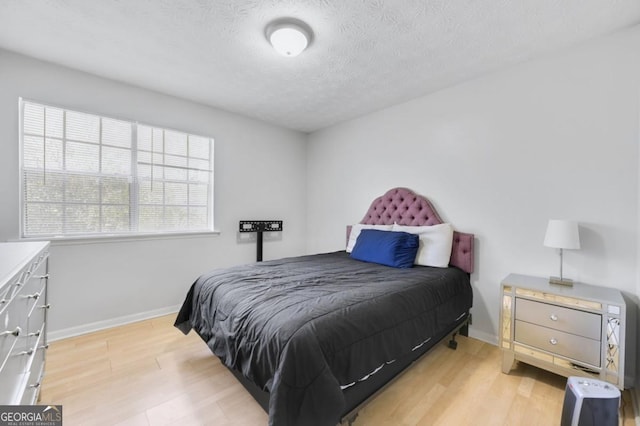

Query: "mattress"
left=175, top=251, right=472, bottom=426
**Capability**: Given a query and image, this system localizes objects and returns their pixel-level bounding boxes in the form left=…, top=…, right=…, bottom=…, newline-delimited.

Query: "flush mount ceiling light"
left=265, top=18, right=313, bottom=57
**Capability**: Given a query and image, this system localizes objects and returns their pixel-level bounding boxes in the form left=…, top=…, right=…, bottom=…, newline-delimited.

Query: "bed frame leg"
left=448, top=332, right=458, bottom=350
left=448, top=315, right=471, bottom=350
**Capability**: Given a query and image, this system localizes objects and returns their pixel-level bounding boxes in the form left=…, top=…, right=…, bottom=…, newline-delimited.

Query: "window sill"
left=17, top=230, right=221, bottom=246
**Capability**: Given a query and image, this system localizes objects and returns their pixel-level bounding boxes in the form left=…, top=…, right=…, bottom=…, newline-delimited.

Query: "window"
left=20, top=100, right=214, bottom=238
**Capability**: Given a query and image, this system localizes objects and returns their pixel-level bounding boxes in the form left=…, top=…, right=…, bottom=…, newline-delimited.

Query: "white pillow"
left=392, top=223, right=454, bottom=268
left=346, top=224, right=393, bottom=253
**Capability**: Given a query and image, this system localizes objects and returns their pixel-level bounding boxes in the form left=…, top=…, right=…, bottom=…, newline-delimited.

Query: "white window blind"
left=20, top=100, right=214, bottom=238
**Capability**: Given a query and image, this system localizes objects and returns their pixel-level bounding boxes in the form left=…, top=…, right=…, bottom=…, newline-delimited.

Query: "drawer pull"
left=39, top=344, right=49, bottom=350
left=18, top=349, right=34, bottom=356
left=33, top=274, right=49, bottom=279
left=28, top=331, right=41, bottom=337
left=550, top=314, right=558, bottom=321
left=29, top=382, right=41, bottom=389
left=549, top=338, right=558, bottom=345
left=40, top=304, right=51, bottom=310
left=1, top=326, right=22, bottom=337
left=26, top=293, right=40, bottom=300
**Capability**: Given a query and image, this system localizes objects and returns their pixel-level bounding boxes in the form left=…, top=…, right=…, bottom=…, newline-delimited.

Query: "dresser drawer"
left=21, top=260, right=47, bottom=299
left=21, top=346, right=46, bottom=405
left=0, top=339, right=33, bottom=404
left=515, top=320, right=600, bottom=366
left=0, top=279, right=42, bottom=337
left=0, top=294, right=29, bottom=371
left=1, top=275, right=26, bottom=310
left=25, top=281, right=46, bottom=324
left=27, top=301, right=46, bottom=342
left=515, top=298, right=601, bottom=340
left=0, top=285, right=11, bottom=307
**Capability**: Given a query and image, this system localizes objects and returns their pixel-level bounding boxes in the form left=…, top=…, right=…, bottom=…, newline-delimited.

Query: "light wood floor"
left=40, top=314, right=635, bottom=425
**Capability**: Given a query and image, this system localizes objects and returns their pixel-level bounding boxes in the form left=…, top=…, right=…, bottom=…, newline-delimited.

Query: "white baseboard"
left=48, top=308, right=501, bottom=345
left=468, top=328, right=498, bottom=346
left=48, top=305, right=181, bottom=342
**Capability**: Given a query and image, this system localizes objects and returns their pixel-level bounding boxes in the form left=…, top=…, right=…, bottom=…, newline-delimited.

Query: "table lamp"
left=544, top=219, right=580, bottom=286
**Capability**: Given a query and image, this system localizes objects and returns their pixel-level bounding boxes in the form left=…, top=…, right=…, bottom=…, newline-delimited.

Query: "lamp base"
left=549, top=276, right=573, bottom=286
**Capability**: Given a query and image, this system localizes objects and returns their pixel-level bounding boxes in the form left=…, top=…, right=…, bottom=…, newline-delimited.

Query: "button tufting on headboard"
left=357, top=187, right=474, bottom=273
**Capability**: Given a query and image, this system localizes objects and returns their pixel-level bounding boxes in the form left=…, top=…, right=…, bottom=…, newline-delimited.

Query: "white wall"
left=307, top=26, right=640, bottom=344
left=0, top=49, right=308, bottom=336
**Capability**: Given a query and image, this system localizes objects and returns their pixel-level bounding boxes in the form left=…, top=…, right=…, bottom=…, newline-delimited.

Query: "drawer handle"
left=26, top=292, right=40, bottom=300
left=1, top=327, right=22, bottom=337
left=18, top=349, right=34, bottom=356
left=550, top=314, right=558, bottom=321
left=28, top=331, right=41, bottom=337
left=40, top=344, right=49, bottom=350
left=549, top=338, right=558, bottom=345
left=29, top=382, right=41, bottom=389
left=40, top=304, right=51, bottom=310
left=33, top=274, right=49, bottom=279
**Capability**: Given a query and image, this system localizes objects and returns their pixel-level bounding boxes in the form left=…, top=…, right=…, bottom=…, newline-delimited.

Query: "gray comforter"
left=175, top=251, right=472, bottom=426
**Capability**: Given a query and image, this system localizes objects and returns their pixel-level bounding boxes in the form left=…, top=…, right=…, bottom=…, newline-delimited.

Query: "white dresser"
left=0, top=242, right=50, bottom=404
left=500, top=273, right=628, bottom=389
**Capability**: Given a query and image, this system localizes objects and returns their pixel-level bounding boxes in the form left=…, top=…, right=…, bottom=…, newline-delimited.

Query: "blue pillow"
left=350, top=229, right=419, bottom=268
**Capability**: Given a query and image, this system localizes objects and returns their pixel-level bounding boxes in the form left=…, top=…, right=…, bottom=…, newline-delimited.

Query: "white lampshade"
left=544, top=220, right=581, bottom=250
left=266, top=19, right=312, bottom=57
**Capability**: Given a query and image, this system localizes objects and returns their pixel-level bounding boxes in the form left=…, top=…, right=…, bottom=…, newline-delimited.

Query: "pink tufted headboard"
left=352, top=187, right=474, bottom=273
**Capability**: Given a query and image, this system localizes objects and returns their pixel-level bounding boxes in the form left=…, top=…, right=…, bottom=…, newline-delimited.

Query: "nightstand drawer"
left=515, top=320, right=600, bottom=366
left=515, top=298, right=601, bottom=340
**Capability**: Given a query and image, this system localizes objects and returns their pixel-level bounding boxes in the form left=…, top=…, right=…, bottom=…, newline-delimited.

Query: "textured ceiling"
left=1, top=1, right=639, bottom=132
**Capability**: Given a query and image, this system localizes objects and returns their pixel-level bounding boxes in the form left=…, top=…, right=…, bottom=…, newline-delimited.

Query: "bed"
left=175, top=187, right=475, bottom=426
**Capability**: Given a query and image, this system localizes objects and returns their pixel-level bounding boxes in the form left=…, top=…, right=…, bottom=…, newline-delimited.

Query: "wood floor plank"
left=40, top=314, right=635, bottom=425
